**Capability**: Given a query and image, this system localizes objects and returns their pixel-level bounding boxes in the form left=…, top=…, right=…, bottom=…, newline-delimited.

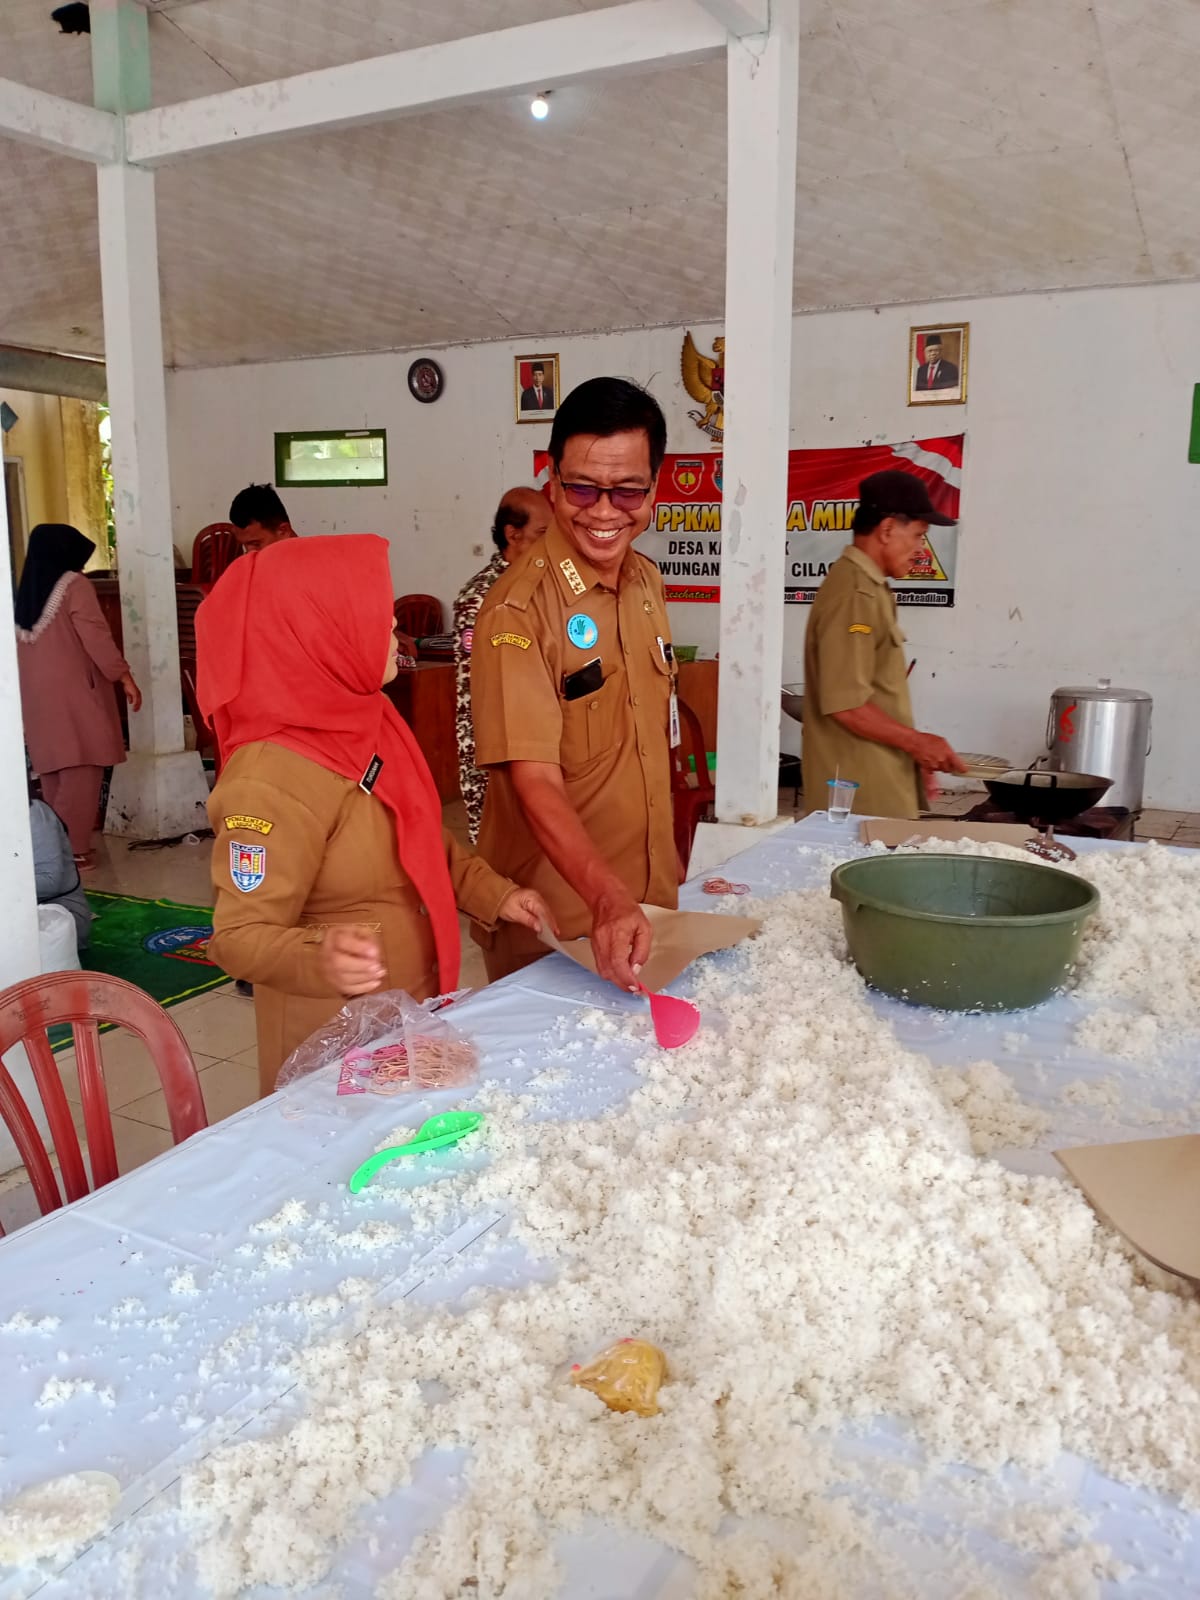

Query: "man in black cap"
left=801, top=469, right=965, bottom=819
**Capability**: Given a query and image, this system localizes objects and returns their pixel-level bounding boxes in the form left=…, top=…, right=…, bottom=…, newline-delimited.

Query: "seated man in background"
left=30, top=793, right=92, bottom=952
left=802, top=469, right=965, bottom=819
left=453, top=487, right=552, bottom=843
left=228, top=484, right=299, bottom=552
left=227, top=481, right=416, bottom=652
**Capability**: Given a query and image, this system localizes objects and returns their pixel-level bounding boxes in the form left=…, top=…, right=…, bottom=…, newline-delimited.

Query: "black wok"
left=984, top=769, right=1112, bottom=825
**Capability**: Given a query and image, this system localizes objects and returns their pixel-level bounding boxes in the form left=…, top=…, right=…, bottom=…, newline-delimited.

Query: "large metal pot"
left=1045, top=681, right=1152, bottom=813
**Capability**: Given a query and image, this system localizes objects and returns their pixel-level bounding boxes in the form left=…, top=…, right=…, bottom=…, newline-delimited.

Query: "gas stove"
left=961, top=801, right=1135, bottom=842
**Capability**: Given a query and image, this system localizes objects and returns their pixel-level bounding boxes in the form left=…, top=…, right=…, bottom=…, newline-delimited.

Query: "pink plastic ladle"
left=637, top=982, right=701, bottom=1049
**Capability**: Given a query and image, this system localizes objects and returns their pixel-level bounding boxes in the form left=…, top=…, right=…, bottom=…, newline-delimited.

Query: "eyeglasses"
left=557, top=476, right=653, bottom=513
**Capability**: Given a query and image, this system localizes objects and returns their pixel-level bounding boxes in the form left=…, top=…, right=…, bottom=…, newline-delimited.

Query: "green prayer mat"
left=80, top=891, right=230, bottom=1008
left=50, top=893, right=230, bottom=1051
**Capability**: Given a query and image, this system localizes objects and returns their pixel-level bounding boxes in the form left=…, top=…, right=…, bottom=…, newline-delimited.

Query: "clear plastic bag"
left=570, top=1339, right=668, bottom=1417
left=276, top=989, right=478, bottom=1101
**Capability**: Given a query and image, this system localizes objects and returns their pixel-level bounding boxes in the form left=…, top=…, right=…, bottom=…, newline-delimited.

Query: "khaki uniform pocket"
left=560, top=671, right=621, bottom=776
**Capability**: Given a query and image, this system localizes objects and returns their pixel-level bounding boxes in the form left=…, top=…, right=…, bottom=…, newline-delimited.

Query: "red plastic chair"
left=0, top=973, right=207, bottom=1230
left=394, top=593, right=444, bottom=639
left=191, top=524, right=240, bottom=585
left=670, top=698, right=716, bottom=868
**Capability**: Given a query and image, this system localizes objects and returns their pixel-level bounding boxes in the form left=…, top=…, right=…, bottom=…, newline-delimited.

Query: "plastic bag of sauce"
left=571, top=1339, right=667, bottom=1417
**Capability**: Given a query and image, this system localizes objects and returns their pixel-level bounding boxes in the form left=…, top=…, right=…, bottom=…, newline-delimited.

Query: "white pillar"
left=713, top=5, right=800, bottom=825
left=0, top=436, right=53, bottom=1173
left=0, top=443, right=42, bottom=983
left=92, top=0, right=208, bottom=839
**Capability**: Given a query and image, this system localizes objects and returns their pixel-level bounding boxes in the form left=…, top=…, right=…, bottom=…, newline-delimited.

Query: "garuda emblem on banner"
left=681, top=332, right=725, bottom=443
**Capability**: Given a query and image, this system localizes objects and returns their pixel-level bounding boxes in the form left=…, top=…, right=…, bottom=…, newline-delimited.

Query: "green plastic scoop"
left=348, top=1111, right=484, bottom=1193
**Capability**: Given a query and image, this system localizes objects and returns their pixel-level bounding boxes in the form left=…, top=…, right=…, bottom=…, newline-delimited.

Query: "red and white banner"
left=536, top=435, right=963, bottom=607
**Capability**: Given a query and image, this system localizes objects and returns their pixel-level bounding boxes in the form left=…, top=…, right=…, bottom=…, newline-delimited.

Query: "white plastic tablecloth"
left=1, top=818, right=1196, bottom=1597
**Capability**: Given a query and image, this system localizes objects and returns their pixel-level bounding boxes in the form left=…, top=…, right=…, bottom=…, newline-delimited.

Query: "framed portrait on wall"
left=908, top=324, right=968, bottom=405
left=514, top=353, right=560, bottom=422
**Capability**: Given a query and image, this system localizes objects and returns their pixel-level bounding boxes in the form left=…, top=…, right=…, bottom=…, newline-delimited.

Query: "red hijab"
left=196, top=534, right=460, bottom=989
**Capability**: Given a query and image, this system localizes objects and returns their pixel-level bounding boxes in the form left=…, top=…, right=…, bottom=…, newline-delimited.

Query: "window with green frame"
left=274, top=429, right=387, bottom=487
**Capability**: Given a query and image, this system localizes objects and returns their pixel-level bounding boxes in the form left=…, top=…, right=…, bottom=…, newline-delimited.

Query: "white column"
left=0, top=436, right=53, bottom=1173
left=713, top=4, right=800, bottom=825
left=0, top=442, right=42, bottom=984
left=92, top=0, right=208, bottom=839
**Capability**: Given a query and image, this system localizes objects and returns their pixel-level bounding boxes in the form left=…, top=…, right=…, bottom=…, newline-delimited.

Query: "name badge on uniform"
left=566, top=612, right=599, bottom=650
left=669, top=691, right=681, bottom=749
left=360, top=754, right=384, bottom=794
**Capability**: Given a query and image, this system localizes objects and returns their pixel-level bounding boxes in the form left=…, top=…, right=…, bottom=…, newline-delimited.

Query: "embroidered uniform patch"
left=230, top=841, right=266, bottom=893
left=559, top=558, right=587, bottom=597
left=566, top=612, right=599, bottom=650
left=491, top=632, right=532, bottom=649
left=848, top=624, right=872, bottom=635
left=462, top=627, right=474, bottom=655
left=224, top=814, right=273, bottom=835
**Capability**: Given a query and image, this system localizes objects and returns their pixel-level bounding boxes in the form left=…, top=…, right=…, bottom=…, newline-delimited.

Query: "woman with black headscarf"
left=15, top=524, right=141, bottom=868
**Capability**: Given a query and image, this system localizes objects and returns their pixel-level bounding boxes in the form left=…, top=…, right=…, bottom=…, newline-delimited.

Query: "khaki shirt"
left=471, top=521, right=679, bottom=971
left=801, top=545, right=922, bottom=820
left=207, top=742, right=513, bottom=1093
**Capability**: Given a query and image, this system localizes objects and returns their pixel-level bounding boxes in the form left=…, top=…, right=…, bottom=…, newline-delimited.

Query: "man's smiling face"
left=549, top=431, right=657, bottom=582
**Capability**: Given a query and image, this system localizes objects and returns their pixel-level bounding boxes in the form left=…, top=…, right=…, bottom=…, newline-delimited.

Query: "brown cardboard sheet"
left=538, top=903, right=761, bottom=993
left=1055, top=1134, right=1200, bottom=1284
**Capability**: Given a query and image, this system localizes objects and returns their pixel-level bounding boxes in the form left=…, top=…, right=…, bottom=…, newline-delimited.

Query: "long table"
left=1, top=818, right=1197, bottom=1596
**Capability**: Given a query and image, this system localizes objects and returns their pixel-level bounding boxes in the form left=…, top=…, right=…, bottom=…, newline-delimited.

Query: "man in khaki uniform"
left=472, top=377, right=679, bottom=990
left=802, top=469, right=965, bottom=818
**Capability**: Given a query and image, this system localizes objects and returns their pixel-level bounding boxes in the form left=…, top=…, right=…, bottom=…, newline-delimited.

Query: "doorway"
left=4, top=457, right=28, bottom=589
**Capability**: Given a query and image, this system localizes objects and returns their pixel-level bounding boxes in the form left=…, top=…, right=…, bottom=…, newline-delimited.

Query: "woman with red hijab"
left=198, top=535, right=552, bottom=1096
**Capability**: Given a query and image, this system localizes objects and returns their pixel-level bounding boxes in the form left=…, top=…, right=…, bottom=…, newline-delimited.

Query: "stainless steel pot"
left=1045, top=680, right=1152, bottom=813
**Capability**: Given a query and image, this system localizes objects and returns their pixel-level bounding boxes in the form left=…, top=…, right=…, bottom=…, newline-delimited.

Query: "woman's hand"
left=498, top=887, right=557, bottom=938
left=121, top=673, right=142, bottom=713
left=319, top=925, right=386, bottom=996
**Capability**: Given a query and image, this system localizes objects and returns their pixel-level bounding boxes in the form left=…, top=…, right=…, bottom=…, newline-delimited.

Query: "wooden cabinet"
left=385, top=662, right=460, bottom=802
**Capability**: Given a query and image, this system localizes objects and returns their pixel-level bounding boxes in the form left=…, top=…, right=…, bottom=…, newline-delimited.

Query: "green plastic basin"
left=829, top=853, right=1099, bottom=1012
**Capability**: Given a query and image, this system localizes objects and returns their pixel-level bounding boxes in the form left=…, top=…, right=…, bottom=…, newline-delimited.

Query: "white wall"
left=167, top=279, right=1200, bottom=808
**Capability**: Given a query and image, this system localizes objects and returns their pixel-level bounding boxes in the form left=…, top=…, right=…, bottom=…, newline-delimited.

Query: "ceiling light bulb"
left=530, top=93, right=550, bottom=121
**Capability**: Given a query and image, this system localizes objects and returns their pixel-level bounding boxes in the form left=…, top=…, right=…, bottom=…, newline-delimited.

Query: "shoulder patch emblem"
left=224, top=814, right=273, bottom=836
left=559, top=558, right=587, bottom=597
left=848, top=624, right=872, bottom=635
left=230, top=841, right=266, bottom=893
left=491, top=632, right=532, bottom=650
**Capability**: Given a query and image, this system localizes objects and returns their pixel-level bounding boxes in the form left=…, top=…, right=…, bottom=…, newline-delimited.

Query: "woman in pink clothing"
left=15, top=524, right=141, bottom=869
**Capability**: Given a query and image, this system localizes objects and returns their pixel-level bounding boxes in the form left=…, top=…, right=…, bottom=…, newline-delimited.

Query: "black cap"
left=855, top=468, right=956, bottom=528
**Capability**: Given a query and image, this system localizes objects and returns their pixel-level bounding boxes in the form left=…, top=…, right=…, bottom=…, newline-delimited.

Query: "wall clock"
left=407, top=358, right=444, bottom=404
